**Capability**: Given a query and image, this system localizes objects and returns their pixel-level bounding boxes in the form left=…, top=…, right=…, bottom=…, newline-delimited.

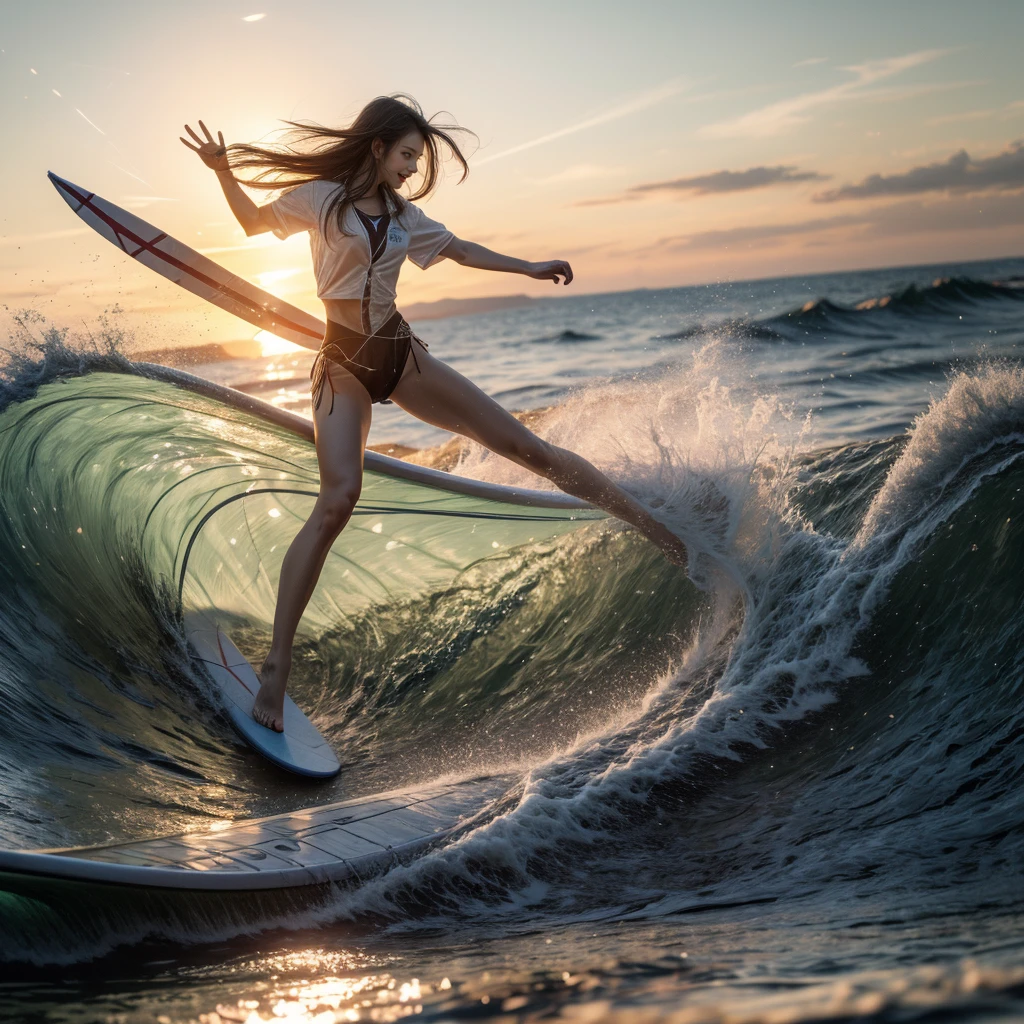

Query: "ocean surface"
left=2, top=254, right=1024, bottom=1022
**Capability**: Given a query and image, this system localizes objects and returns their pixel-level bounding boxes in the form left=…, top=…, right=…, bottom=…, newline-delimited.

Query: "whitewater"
left=1, top=255, right=1024, bottom=1022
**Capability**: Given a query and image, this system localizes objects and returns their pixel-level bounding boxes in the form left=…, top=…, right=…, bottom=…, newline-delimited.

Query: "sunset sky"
left=2, top=0, right=1023, bottom=348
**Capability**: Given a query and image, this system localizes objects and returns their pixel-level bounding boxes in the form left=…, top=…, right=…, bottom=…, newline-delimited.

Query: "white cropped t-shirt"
left=267, top=180, right=454, bottom=332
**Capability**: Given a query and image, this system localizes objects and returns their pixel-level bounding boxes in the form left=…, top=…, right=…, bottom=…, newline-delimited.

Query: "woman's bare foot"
left=253, top=653, right=290, bottom=732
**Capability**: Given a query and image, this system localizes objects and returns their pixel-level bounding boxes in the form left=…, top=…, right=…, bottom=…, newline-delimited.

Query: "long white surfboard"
left=184, top=612, right=340, bottom=778
left=0, top=776, right=510, bottom=891
left=47, top=171, right=326, bottom=351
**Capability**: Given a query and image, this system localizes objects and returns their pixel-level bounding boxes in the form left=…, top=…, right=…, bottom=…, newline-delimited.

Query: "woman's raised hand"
left=529, top=260, right=574, bottom=286
left=180, top=120, right=229, bottom=171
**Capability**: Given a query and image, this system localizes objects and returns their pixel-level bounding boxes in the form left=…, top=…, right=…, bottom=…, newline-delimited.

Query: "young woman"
left=181, top=95, right=687, bottom=732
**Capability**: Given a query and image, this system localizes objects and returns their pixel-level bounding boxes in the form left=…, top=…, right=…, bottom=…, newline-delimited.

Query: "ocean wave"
left=5, top=319, right=1024, bottom=965
left=532, top=328, right=603, bottom=344
left=0, top=328, right=703, bottom=852
left=666, top=275, right=1024, bottom=347
left=319, top=362, right=1024, bottom=930
left=654, top=320, right=784, bottom=342
left=773, top=275, right=1024, bottom=331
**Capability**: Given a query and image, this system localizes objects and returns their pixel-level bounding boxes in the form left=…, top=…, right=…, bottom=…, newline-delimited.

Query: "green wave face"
left=0, top=371, right=601, bottom=628
left=0, top=370, right=697, bottom=850
left=176, top=439, right=602, bottom=640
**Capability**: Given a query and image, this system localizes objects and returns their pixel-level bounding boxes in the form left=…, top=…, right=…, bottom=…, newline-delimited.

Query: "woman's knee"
left=316, top=481, right=361, bottom=536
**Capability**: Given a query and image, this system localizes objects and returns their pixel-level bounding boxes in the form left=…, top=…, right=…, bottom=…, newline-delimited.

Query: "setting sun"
left=254, top=329, right=304, bottom=357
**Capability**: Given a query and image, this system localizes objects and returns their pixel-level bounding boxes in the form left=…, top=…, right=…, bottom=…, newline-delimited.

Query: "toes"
left=253, top=705, right=284, bottom=733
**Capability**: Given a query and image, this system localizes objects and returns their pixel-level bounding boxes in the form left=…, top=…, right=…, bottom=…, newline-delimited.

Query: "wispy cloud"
left=701, top=49, right=950, bottom=139
left=537, top=163, right=625, bottom=185
left=793, top=57, right=827, bottom=68
left=0, top=228, right=90, bottom=249
left=575, top=194, right=643, bottom=208
left=576, top=164, right=827, bottom=207
left=75, top=107, right=106, bottom=135
left=815, top=140, right=1024, bottom=201
left=75, top=108, right=153, bottom=187
left=867, top=191, right=1024, bottom=236
left=120, top=196, right=178, bottom=209
left=926, top=96, right=1024, bottom=126
left=658, top=216, right=860, bottom=251
left=476, top=79, right=688, bottom=166
left=107, top=162, right=153, bottom=188
left=650, top=190, right=1024, bottom=253
left=636, top=165, right=827, bottom=196
left=30, top=67, right=150, bottom=186
left=925, top=109, right=994, bottom=126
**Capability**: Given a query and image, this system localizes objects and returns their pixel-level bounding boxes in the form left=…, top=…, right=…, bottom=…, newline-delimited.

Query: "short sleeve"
left=404, top=203, right=455, bottom=269
left=267, top=182, right=320, bottom=240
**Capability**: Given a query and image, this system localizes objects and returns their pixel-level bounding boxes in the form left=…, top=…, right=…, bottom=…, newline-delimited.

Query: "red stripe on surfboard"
left=215, top=630, right=255, bottom=696
left=53, top=177, right=321, bottom=343
left=128, top=232, right=167, bottom=260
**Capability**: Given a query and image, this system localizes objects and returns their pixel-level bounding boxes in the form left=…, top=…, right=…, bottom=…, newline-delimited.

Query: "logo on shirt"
left=387, top=226, right=407, bottom=246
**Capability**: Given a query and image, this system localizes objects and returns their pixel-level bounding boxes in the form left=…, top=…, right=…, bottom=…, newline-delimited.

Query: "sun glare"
left=256, top=267, right=304, bottom=289
left=255, top=330, right=303, bottom=357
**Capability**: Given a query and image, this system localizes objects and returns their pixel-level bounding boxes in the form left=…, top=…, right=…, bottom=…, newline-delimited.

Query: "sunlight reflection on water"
left=197, top=953, right=436, bottom=1024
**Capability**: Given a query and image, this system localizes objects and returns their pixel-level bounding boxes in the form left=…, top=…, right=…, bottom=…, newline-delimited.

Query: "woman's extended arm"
left=440, top=237, right=573, bottom=285
left=179, top=121, right=276, bottom=237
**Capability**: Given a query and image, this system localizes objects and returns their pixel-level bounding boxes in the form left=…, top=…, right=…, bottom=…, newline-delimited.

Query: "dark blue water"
left=2, top=255, right=1024, bottom=1022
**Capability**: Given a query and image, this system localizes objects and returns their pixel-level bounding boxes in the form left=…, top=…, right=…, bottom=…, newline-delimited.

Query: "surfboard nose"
left=47, top=171, right=91, bottom=212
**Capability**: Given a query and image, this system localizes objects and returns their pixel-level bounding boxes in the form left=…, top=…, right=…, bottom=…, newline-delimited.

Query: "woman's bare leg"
left=390, top=348, right=688, bottom=567
left=253, top=365, right=372, bottom=731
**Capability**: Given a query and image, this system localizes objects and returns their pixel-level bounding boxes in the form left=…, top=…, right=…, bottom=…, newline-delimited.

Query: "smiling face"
left=374, top=130, right=425, bottom=191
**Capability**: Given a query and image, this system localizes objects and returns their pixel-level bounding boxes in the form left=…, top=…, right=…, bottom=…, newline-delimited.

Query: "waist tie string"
left=310, top=317, right=427, bottom=415
left=399, top=318, right=429, bottom=374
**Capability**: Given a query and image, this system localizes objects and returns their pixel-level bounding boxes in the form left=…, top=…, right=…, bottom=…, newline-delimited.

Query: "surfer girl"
left=181, top=94, right=687, bottom=732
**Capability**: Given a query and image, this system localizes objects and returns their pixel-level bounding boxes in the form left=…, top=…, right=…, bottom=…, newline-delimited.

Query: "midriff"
left=322, top=298, right=364, bottom=333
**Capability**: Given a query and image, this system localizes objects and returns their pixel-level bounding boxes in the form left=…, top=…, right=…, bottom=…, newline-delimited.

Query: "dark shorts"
left=311, top=311, right=427, bottom=413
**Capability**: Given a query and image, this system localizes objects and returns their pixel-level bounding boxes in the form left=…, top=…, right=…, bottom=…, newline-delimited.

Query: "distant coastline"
left=133, top=340, right=263, bottom=367
left=402, top=293, right=536, bottom=321
left=132, top=294, right=538, bottom=366
left=128, top=254, right=1024, bottom=368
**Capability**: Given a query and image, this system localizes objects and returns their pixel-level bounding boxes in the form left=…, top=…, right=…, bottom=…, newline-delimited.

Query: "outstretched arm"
left=440, top=237, right=573, bottom=286
left=179, top=120, right=277, bottom=237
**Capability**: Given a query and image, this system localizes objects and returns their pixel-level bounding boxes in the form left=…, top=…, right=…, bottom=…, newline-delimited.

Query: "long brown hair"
left=227, top=94, right=472, bottom=233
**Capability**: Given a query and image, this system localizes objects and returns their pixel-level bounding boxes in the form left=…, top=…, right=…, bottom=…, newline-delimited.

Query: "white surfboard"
left=184, top=611, right=341, bottom=778
left=47, top=171, right=326, bottom=351
left=0, top=776, right=510, bottom=891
